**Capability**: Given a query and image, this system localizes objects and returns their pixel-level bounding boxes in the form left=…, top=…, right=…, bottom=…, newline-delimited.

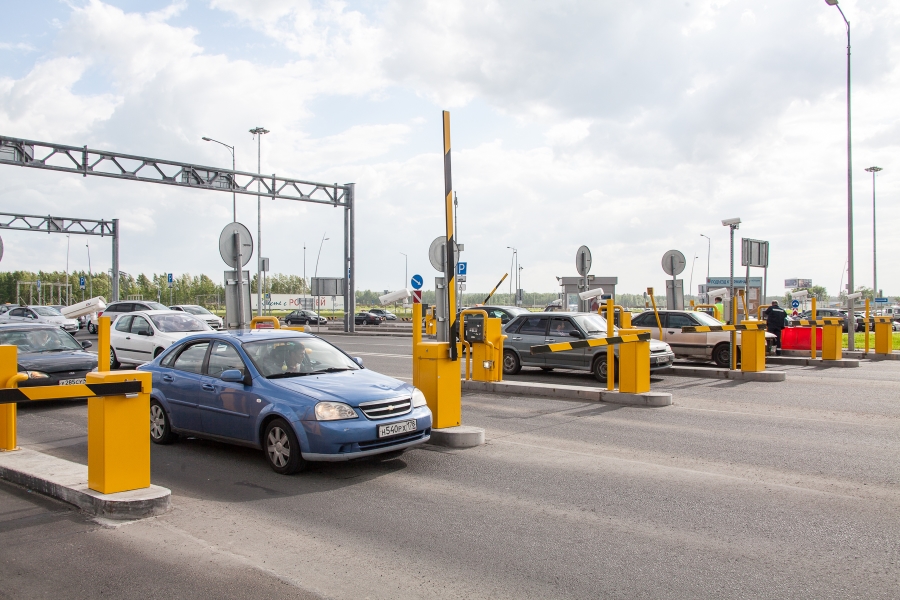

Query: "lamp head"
left=824, top=0, right=838, bottom=5
left=201, top=137, right=211, bottom=141
left=865, top=166, right=883, bottom=173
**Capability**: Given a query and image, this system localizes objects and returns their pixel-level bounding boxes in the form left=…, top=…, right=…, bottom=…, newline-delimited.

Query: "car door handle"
left=125, top=336, right=131, bottom=339
left=512, top=336, right=522, bottom=340
left=162, top=375, right=174, bottom=382
left=545, top=338, right=555, bottom=342
left=202, top=384, right=215, bottom=391
left=668, top=331, right=676, bottom=334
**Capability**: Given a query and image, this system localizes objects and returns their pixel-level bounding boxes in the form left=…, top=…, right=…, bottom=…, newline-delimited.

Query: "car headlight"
left=21, top=371, right=49, bottom=379
left=664, top=344, right=673, bottom=353
left=314, top=401, right=358, bottom=421
left=411, top=388, right=428, bottom=408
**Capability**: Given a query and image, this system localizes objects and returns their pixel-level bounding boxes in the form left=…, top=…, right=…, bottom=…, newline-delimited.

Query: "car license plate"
left=378, top=419, right=416, bottom=439
left=59, top=378, right=86, bottom=385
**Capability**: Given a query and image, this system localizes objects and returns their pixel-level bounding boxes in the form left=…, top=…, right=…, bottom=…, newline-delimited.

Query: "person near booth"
left=763, top=300, right=788, bottom=355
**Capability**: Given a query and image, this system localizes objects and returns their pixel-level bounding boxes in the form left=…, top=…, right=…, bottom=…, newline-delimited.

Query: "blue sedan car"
left=139, top=330, right=432, bottom=474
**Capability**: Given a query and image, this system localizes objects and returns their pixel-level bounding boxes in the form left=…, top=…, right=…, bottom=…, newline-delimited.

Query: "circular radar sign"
left=661, top=249, right=686, bottom=276
left=219, top=222, right=254, bottom=268
left=575, top=245, right=592, bottom=277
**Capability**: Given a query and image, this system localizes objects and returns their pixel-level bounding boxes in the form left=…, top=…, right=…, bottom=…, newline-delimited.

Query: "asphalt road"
left=2, top=331, right=898, bottom=598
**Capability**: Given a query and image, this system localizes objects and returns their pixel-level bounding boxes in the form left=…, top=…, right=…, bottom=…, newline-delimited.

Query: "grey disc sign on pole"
left=661, top=249, right=686, bottom=276
left=428, top=236, right=459, bottom=272
left=219, top=222, right=254, bottom=268
left=0, top=235, right=4, bottom=263
left=575, top=245, right=592, bottom=276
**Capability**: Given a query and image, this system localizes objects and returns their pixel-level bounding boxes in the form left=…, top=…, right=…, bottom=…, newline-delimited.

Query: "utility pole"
left=865, top=166, right=883, bottom=296
left=86, top=242, right=93, bottom=298
left=249, top=126, right=269, bottom=317
left=65, top=234, right=70, bottom=305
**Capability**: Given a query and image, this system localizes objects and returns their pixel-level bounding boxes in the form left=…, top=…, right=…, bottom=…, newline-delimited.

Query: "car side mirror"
left=81, top=341, right=93, bottom=349
left=220, top=369, right=244, bottom=383
left=352, top=357, right=364, bottom=368
left=569, top=331, right=584, bottom=339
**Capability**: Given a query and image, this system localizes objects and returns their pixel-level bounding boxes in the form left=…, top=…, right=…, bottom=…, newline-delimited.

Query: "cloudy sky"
left=0, top=0, right=897, bottom=297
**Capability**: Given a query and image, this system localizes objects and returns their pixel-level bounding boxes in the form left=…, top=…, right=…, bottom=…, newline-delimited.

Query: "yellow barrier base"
left=617, top=337, right=650, bottom=394
left=86, top=370, right=152, bottom=494
left=874, top=321, right=893, bottom=355
left=821, top=324, right=843, bottom=361
left=740, top=322, right=766, bottom=372
left=414, top=342, right=461, bottom=429
left=0, top=404, right=15, bottom=452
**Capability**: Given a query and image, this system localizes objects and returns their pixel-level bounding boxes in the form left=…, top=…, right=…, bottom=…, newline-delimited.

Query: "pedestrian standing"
left=714, top=297, right=724, bottom=321
left=763, top=300, right=788, bottom=355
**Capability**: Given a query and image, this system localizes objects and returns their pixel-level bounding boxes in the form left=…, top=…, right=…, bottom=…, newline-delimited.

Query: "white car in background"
left=168, top=304, right=224, bottom=329
left=0, top=305, right=80, bottom=333
left=109, top=310, right=213, bottom=368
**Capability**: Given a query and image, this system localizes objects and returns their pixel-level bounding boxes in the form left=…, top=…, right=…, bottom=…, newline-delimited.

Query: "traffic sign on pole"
left=457, top=262, right=467, bottom=276
left=875, top=297, right=889, bottom=304
left=410, top=274, right=423, bottom=290
left=167, top=273, right=173, bottom=288
left=36, top=280, right=41, bottom=291
left=79, top=276, right=86, bottom=290
left=791, top=299, right=800, bottom=309
left=412, top=290, right=422, bottom=304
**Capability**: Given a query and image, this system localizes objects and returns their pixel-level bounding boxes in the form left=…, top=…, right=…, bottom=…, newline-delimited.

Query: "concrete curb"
left=429, top=426, right=485, bottom=448
left=461, top=379, right=672, bottom=407
left=781, top=349, right=900, bottom=361
left=657, top=366, right=786, bottom=381
left=766, top=356, right=859, bottom=368
left=0, top=447, right=170, bottom=520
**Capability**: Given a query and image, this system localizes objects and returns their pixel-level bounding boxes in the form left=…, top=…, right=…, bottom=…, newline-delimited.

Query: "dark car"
left=789, top=308, right=862, bottom=332
left=139, top=330, right=432, bottom=474
left=368, top=309, right=398, bottom=321
left=0, top=323, right=96, bottom=387
left=355, top=311, right=384, bottom=325
left=459, top=305, right=530, bottom=342
left=283, top=310, right=328, bottom=326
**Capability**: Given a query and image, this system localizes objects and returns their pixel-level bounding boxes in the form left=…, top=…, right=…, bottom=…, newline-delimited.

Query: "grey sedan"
left=502, top=312, right=675, bottom=381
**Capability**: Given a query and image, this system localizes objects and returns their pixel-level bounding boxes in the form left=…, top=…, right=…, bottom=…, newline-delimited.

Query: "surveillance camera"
left=578, top=287, right=604, bottom=301
left=790, top=290, right=809, bottom=299
left=846, top=292, right=863, bottom=300
left=721, top=217, right=742, bottom=227
left=379, top=289, right=410, bottom=305
left=707, top=288, right=729, bottom=299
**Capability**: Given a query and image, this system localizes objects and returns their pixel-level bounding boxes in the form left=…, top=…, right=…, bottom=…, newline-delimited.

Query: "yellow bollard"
left=412, top=303, right=422, bottom=386
left=731, top=300, right=738, bottom=371
left=606, top=299, right=615, bottom=391
left=0, top=346, right=18, bottom=451
left=740, top=321, right=766, bottom=372
left=616, top=329, right=650, bottom=393
left=821, top=320, right=843, bottom=361
left=873, top=316, right=893, bottom=355
left=98, top=316, right=111, bottom=372
left=415, top=342, right=460, bottom=429
left=86, top=370, right=152, bottom=494
left=864, top=299, right=870, bottom=355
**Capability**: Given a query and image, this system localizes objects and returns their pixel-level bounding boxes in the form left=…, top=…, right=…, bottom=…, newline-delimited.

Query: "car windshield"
left=181, top=305, right=212, bottom=315
left=243, top=337, right=360, bottom=378
left=573, top=314, right=614, bottom=335
left=149, top=313, right=210, bottom=332
left=0, top=328, right=82, bottom=352
left=32, top=306, right=62, bottom=317
left=692, top=312, right=724, bottom=326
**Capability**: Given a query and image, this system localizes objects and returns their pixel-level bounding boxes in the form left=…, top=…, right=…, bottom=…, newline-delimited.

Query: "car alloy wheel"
left=502, top=349, right=521, bottom=375
left=267, top=427, right=290, bottom=467
left=263, top=419, right=306, bottom=475
left=150, top=401, right=177, bottom=444
left=109, top=347, right=120, bottom=369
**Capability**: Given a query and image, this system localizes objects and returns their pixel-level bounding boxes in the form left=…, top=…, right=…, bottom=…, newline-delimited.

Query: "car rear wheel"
left=109, top=347, right=120, bottom=369
left=88, top=322, right=96, bottom=334
left=592, top=355, right=616, bottom=382
left=150, top=400, right=177, bottom=444
left=503, top=350, right=521, bottom=375
left=263, top=419, right=307, bottom=475
left=712, top=342, right=738, bottom=368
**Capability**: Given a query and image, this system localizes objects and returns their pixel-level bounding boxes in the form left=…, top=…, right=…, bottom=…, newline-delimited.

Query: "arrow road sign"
left=791, top=300, right=800, bottom=309
left=410, top=274, right=423, bottom=290
left=875, top=297, right=889, bottom=304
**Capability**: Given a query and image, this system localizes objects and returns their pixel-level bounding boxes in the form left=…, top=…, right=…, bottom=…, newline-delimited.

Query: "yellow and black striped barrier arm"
left=0, top=380, right=144, bottom=405
left=682, top=323, right=767, bottom=332
left=791, top=318, right=843, bottom=327
left=869, top=316, right=893, bottom=323
left=531, top=332, right=651, bottom=355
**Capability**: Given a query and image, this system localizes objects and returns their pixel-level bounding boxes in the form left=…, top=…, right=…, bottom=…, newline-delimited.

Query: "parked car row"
left=0, top=305, right=80, bottom=333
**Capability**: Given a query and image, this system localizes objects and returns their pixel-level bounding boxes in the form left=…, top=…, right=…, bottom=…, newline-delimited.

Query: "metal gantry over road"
left=0, top=135, right=357, bottom=331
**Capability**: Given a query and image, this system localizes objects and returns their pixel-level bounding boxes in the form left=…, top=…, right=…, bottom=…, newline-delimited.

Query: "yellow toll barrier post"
left=739, top=321, right=766, bottom=372
left=605, top=299, right=616, bottom=391
left=616, top=329, right=651, bottom=393
left=459, top=310, right=505, bottom=383
left=731, top=298, right=738, bottom=370
left=412, top=302, right=422, bottom=384
left=864, top=299, right=870, bottom=355
left=821, top=318, right=843, bottom=361
left=873, top=316, right=893, bottom=355
left=0, top=345, right=18, bottom=451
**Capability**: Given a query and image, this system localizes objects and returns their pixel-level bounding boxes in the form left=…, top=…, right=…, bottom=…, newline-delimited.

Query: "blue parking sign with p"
left=79, top=276, right=85, bottom=290
left=457, top=262, right=467, bottom=276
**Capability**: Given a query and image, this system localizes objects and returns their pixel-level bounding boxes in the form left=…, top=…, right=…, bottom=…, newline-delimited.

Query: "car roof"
left=510, top=311, right=598, bottom=318
left=0, top=322, right=62, bottom=330
left=124, top=310, right=194, bottom=317
left=187, top=329, right=313, bottom=342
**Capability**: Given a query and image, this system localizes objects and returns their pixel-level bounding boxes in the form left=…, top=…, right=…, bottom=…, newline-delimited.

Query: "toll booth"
left=699, top=277, right=763, bottom=322
left=556, top=276, right=618, bottom=312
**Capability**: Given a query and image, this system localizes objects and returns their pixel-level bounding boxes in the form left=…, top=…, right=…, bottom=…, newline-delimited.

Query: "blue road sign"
left=875, top=297, right=889, bottom=303
left=167, top=273, right=173, bottom=283
left=410, top=274, right=423, bottom=290
left=79, top=276, right=85, bottom=290
left=457, top=262, right=467, bottom=276
left=791, top=299, right=800, bottom=309
left=36, top=279, right=41, bottom=291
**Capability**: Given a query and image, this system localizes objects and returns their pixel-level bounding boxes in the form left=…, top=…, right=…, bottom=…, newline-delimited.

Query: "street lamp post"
left=865, top=166, right=883, bottom=297
left=65, top=234, right=70, bottom=305
left=85, top=242, right=93, bottom=298
left=700, top=234, right=711, bottom=281
left=400, top=252, right=407, bottom=289
left=201, top=136, right=236, bottom=223
left=314, top=234, right=329, bottom=327
left=506, top=246, right=517, bottom=301
left=824, top=0, right=856, bottom=349
left=723, top=218, right=741, bottom=369
left=249, top=127, right=270, bottom=317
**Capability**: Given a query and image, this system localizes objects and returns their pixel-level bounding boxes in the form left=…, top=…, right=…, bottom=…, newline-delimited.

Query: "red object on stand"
left=781, top=327, right=823, bottom=351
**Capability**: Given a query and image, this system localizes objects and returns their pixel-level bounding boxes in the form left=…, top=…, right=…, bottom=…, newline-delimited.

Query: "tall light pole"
left=865, top=166, right=883, bottom=297
left=314, top=234, right=329, bottom=322
left=518, top=264, right=523, bottom=306
left=506, top=246, right=517, bottom=300
left=85, top=242, right=93, bottom=298
left=65, top=234, right=70, bottom=305
left=723, top=218, right=740, bottom=369
left=400, top=252, right=407, bottom=288
left=700, top=234, right=711, bottom=281
left=303, top=242, right=307, bottom=302
left=201, top=136, right=236, bottom=223
left=689, top=254, right=699, bottom=301
left=249, top=126, right=269, bottom=317
left=824, top=0, right=855, bottom=349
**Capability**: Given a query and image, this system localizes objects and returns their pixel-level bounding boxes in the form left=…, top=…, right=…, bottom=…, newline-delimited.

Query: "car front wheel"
left=109, top=347, right=120, bottom=369
left=592, top=355, right=616, bottom=382
left=88, top=322, right=96, bottom=334
left=263, top=419, right=307, bottom=475
left=712, top=342, right=739, bottom=368
left=502, top=350, right=521, bottom=375
left=150, top=400, right=177, bottom=444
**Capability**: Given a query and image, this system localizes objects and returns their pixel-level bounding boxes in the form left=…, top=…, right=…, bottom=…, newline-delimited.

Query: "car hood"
left=266, top=368, right=411, bottom=406
left=40, top=316, right=73, bottom=325
left=17, top=350, right=98, bottom=373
